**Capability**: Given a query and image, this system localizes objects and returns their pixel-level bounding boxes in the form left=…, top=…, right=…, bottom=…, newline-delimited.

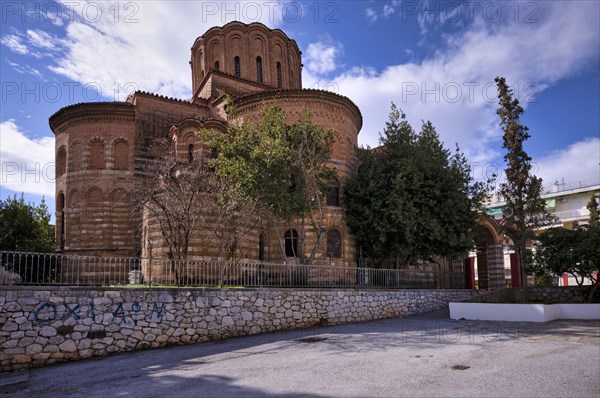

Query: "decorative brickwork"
left=50, top=22, right=362, bottom=267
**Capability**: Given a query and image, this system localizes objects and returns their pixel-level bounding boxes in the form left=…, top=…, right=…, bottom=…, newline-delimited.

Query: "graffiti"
left=386, top=291, right=423, bottom=300
left=32, top=300, right=167, bottom=325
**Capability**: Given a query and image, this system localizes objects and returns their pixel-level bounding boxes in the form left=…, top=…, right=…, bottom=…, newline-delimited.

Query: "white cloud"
left=365, top=8, right=378, bottom=23
left=0, top=120, right=55, bottom=198
left=383, top=5, right=395, bottom=18
left=535, top=138, right=600, bottom=188
left=41, top=1, right=285, bottom=100
left=5, top=59, right=45, bottom=80
left=1, top=35, right=29, bottom=55
left=304, top=39, right=343, bottom=76
left=27, top=29, right=60, bottom=50
left=331, top=2, right=599, bottom=171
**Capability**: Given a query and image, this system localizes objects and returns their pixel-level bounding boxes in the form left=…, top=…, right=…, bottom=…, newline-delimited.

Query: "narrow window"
left=256, top=56, right=263, bottom=83
left=327, top=229, right=342, bottom=258
left=214, top=60, right=220, bottom=70
left=56, top=146, right=67, bottom=177
left=234, top=56, right=241, bottom=77
left=58, top=192, right=65, bottom=250
left=326, top=178, right=340, bottom=206
left=284, top=229, right=299, bottom=257
left=210, top=148, right=218, bottom=159
left=188, top=144, right=194, bottom=162
left=276, top=62, right=282, bottom=88
left=259, top=232, right=266, bottom=261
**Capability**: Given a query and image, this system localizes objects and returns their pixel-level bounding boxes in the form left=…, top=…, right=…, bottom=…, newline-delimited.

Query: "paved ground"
left=1, top=309, right=599, bottom=398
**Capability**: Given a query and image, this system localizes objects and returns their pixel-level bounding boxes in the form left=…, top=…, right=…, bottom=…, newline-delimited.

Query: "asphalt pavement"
left=1, top=308, right=599, bottom=398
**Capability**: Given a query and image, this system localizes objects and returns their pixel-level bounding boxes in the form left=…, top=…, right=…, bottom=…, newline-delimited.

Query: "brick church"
left=50, top=21, right=362, bottom=267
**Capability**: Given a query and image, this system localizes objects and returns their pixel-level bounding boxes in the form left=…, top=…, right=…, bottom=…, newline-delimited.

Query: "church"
left=50, top=21, right=362, bottom=268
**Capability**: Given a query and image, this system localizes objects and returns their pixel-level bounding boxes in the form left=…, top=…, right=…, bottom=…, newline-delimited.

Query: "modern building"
left=480, top=178, right=600, bottom=286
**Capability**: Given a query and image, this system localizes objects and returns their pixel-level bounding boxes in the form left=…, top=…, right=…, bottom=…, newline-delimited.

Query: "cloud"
left=304, top=38, right=343, bottom=76
left=0, top=120, right=55, bottom=198
left=535, top=138, right=600, bottom=189
left=365, top=8, right=378, bottom=23
left=4, top=59, right=45, bottom=80
left=39, top=1, right=285, bottom=100
left=1, top=34, right=29, bottom=55
left=383, top=5, right=395, bottom=18
left=27, top=29, right=60, bottom=50
left=332, top=1, right=599, bottom=173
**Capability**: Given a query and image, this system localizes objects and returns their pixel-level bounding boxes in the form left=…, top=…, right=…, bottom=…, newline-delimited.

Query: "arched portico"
left=472, top=216, right=505, bottom=289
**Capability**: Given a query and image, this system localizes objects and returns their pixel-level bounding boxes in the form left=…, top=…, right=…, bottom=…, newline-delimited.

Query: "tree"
left=134, top=152, right=260, bottom=283
left=531, top=226, right=600, bottom=302
left=0, top=194, right=54, bottom=252
left=208, top=105, right=335, bottom=266
left=587, top=195, right=599, bottom=227
left=0, top=194, right=55, bottom=283
left=344, top=103, right=488, bottom=267
left=495, top=76, right=555, bottom=289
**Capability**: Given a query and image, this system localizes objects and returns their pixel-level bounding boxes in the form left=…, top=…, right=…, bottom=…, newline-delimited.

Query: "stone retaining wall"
left=0, top=287, right=478, bottom=372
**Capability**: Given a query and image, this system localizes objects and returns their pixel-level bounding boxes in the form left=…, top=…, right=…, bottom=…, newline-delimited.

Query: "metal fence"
left=0, top=251, right=467, bottom=289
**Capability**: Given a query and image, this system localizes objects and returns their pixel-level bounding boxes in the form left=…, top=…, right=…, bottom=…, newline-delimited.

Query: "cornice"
left=192, top=21, right=300, bottom=53
left=233, top=89, right=363, bottom=131
left=49, top=102, right=135, bottom=134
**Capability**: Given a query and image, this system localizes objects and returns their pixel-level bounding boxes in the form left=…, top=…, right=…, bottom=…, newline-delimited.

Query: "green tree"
left=587, top=195, right=599, bottom=227
left=344, top=103, right=488, bottom=267
left=0, top=194, right=55, bottom=284
left=207, top=105, right=335, bottom=266
left=495, top=76, right=555, bottom=290
left=0, top=194, right=54, bottom=252
left=531, top=226, right=600, bottom=302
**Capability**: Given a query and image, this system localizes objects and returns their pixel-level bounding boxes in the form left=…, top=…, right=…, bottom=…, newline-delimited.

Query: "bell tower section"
left=191, top=21, right=302, bottom=96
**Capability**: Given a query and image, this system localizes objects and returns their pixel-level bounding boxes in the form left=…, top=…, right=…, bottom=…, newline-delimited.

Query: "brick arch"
left=148, top=141, right=167, bottom=159
left=68, top=189, right=80, bottom=207
left=326, top=228, right=343, bottom=258
left=57, top=191, right=65, bottom=250
left=87, top=187, right=104, bottom=205
left=113, top=139, right=129, bottom=170
left=331, top=132, right=343, bottom=160
left=88, top=139, right=106, bottom=170
left=70, top=141, right=82, bottom=171
left=473, top=216, right=505, bottom=289
left=110, top=189, right=130, bottom=248
left=110, top=188, right=128, bottom=206
left=56, top=146, right=67, bottom=177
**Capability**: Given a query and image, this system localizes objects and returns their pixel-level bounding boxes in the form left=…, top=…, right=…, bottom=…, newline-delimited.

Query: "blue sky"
left=1, top=0, right=599, bottom=223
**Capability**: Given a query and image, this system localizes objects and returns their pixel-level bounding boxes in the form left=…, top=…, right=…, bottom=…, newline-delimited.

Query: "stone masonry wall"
left=0, top=287, right=478, bottom=372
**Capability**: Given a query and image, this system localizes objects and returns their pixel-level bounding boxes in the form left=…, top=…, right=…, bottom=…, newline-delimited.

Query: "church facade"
left=50, top=22, right=362, bottom=267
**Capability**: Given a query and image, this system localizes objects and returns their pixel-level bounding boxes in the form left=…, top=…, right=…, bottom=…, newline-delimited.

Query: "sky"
left=1, top=0, right=599, bottom=224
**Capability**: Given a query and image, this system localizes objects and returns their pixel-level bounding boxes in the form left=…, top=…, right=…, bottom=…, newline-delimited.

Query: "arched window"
left=234, top=56, right=241, bottom=77
left=214, top=60, right=220, bottom=70
left=57, top=192, right=65, bottom=250
left=284, top=229, right=299, bottom=257
left=276, top=62, right=282, bottom=88
left=188, top=144, right=194, bottom=162
left=89, top=141, right=105, bottom=169
left=327, top=229, right=342, bottom=258
left=326, top=178, right=340, bottom=207
left=113, top=140, right=129, bottom=170
left=259, top=232, right=266, bottom=261
left=56, top=146, right=67, bottom=177
left=256, top=56, right=263, bottom=83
